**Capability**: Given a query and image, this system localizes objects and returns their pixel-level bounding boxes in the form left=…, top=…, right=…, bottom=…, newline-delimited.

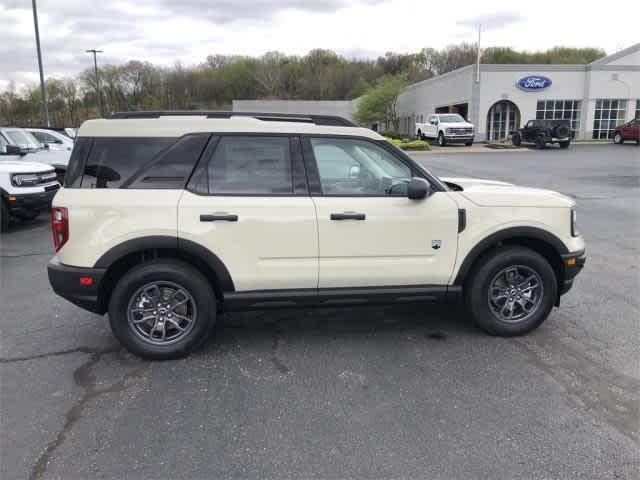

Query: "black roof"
left=108, top=111, right=356, bottom=127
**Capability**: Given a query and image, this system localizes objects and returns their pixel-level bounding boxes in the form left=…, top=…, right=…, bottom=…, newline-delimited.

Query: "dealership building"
left=234, top=43, right=639, bottom=141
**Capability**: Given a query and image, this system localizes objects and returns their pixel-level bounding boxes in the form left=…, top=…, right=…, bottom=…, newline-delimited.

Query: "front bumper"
left=48, top=257, right=106, bottom=314
left=444, top=135, right=474, bottom=143
left=3, top=185, right=59, bottom=217
left=559, top=249, right=586, bottom=295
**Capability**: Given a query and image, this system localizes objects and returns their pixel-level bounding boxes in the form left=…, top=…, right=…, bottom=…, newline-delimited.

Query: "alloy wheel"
left=127, top=281, right=197, bottom=345
left=487, top=265, right=544, bottom=323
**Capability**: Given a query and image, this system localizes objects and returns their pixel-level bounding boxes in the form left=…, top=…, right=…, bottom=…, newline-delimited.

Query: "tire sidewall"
left=109, top=260, right=216, bottom=359
left=467, top=248, right=557, bottom=336
left=613, top=133, right=622, bottom=144
left=438, top=132, right=445, bottom=146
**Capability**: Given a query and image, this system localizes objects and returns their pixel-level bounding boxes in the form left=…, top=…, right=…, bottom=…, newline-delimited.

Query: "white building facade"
left=234, top=44, right=639, bottom=141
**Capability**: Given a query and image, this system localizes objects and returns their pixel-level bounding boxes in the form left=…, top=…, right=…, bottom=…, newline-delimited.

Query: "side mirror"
left=348, top=165, right=361, bottom=179
left=408, top=177, right=431, bottom=200
left=44, top=143, right=50, bottom=150
left=5, top=145, right=27, bottom=156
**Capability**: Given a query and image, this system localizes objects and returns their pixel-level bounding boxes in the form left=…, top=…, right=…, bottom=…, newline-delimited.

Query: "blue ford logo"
left=517, top=75, right=552, bottom=91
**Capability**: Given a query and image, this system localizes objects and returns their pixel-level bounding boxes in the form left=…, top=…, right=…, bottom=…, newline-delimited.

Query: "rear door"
left=178, top=135, right=318, bottom=292
left=304, top=136, right=459, bottom=288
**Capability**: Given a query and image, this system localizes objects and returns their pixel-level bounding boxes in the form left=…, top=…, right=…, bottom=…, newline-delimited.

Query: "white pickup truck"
left=415, top=113, right=475, bottom=146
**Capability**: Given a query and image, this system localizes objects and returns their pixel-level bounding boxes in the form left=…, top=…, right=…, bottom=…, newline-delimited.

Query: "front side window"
left=208, top=136, right=292, bottom=195
left=310, top=137, right=411, bottom=196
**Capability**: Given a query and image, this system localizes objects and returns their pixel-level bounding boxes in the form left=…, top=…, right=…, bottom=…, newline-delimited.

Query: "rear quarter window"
left=65, top=136, right=210, bottom=189
left=80, top=138, right=175, bottom=188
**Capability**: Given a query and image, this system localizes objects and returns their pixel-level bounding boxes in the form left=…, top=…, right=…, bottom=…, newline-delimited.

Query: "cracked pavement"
left=1, top=144, right=638, bottom=479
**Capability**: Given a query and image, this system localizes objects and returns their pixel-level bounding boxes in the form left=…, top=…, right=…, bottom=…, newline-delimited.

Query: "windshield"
left=438, top=114, right=465, bottom=123
left=4, top=129, right=42, bottom=150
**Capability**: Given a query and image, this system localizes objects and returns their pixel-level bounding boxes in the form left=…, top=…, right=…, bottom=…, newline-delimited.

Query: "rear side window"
left=207, top=136, right=292, bottom=195
left=80, top=138, right=175, bottom=188
left=126, top=134, right=210, bottom=189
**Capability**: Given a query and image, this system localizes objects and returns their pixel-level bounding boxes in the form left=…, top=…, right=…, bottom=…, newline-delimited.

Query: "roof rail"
left=107, top=111, right=357, bottom=127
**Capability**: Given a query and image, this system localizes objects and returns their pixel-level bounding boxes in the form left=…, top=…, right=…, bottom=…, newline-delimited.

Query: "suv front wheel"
left=465, top=247, right=557, bottom=336
left=108, top=260, right=217, bottom=359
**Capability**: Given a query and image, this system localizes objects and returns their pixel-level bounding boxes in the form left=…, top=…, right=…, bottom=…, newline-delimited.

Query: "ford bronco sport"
left=47, top=111, right=586, bottom=359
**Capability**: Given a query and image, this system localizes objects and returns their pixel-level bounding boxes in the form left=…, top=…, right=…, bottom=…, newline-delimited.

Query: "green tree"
left=354, top=75, right=406, bottom=130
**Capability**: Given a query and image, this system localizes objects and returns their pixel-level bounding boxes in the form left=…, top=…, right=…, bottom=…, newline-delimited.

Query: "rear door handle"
left=330, top=213, right=366, bottom=221
left=200, top=214, right=238, bottom=222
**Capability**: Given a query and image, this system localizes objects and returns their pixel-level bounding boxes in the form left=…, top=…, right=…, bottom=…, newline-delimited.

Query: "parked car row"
left=0, top=126, right=73, bottom=232
left=413, top=112, right=638, bottom=148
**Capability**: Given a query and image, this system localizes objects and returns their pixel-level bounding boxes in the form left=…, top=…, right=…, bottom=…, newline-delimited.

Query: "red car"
left=613, top=119, right=640, bottom=144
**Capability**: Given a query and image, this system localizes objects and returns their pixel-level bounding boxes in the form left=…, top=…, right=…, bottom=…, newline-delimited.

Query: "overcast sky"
left=1, top=0, right=637, bottom=91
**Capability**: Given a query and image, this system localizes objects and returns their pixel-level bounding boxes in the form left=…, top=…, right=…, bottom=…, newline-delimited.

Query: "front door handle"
left=330, top=213, right=366, bottom=221
left=200, top=214, right=238, bottom=222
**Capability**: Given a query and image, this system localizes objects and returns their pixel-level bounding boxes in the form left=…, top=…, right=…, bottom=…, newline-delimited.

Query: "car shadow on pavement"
left=208, top=303, right=476, bottom=352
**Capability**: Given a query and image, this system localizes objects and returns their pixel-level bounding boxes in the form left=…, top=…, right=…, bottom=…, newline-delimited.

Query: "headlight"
left=571, top=208, right=579, bottom=237
left=12, top=173, right=39, bottom=186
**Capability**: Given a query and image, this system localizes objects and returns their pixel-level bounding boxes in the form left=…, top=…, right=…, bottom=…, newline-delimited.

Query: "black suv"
left=511, top=120, right=573, bottom=149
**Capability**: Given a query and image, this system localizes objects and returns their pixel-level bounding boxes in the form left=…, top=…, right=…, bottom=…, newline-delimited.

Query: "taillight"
left=51, top=207, right=69, bottom=252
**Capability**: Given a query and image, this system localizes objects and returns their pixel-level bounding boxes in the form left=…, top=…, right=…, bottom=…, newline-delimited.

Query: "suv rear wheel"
left=108, top=259, right=216, bottom=359
left=465, top=246, right=557, bottom=336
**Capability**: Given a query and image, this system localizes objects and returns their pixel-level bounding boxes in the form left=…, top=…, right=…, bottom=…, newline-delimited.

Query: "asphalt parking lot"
left=1, top=143, right=638, bottom=479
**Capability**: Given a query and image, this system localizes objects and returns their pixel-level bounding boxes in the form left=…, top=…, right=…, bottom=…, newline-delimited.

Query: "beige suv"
left=47, top=111, right=586, bottom=359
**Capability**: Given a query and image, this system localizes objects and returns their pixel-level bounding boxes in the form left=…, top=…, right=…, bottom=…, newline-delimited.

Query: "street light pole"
left=475, top=23, right=482, bottom=83
left=32, top=0, right=50, bottom=127
left=86, top=49, right=104, bottom=117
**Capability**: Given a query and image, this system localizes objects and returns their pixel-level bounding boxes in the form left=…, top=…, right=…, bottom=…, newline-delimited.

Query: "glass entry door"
left=487, top=101, right=520, bottom=141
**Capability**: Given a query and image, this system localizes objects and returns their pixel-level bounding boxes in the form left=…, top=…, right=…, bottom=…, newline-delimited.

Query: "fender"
left=93, top=235, right=235, bottom=292
left=453, top=226, right=568, bottom=285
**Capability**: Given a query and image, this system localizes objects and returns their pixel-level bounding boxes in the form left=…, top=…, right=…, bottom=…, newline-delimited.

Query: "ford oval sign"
left=517, top=75, right=552, bottom=91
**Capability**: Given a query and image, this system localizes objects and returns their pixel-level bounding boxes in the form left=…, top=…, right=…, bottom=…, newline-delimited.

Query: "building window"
left=536, top=100, right=581, bottom=135
left=592, top=99, right=627, bottom=139
left=636, top=100, right=640, bottom=119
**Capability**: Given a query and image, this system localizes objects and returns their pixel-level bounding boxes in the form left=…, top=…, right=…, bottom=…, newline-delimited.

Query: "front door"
left=179, top=135, right=318, bottom=292
left=304, top=136, right=459, bottom=288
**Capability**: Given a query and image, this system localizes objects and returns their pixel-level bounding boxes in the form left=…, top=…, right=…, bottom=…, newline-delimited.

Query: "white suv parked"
left=415, top=113, right=475, bottom=146
left=0, top=150, right=60, bottom=232
left=47, top=111, right=585, bottom=359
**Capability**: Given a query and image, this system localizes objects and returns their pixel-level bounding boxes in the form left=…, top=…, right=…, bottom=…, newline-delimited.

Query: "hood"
left=441, top=176, right=575, bottom=208
left=0, top=159, right=55, bottom=173
left=441, top=121, right=474, bottom=128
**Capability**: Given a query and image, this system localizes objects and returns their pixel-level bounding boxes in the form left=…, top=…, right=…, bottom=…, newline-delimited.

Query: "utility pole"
left=475, top=23, right=481, bottom=83
left=32, top=0, right=50, bottom=127
left=86, top=49, right=104, bottom=116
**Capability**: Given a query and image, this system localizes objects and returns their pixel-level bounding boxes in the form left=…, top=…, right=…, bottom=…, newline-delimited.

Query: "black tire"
left=613, top=132, right=623, bottom=144
left=0, top=198, right=9, bottom=233
left=511, top=133, right=522, bottom=147
left=465, top=140, right=473, bottom=146
left=108, top=259, right=217, bottom=360
left=417, top=129, right=423, bottom=140
left=559, top=141, right=570, bottom=149
left=535, top=136, right=546, bottom=149
left=464, top=246, right=557, bottom=337
left=438, top=132, right=446, bottom=146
